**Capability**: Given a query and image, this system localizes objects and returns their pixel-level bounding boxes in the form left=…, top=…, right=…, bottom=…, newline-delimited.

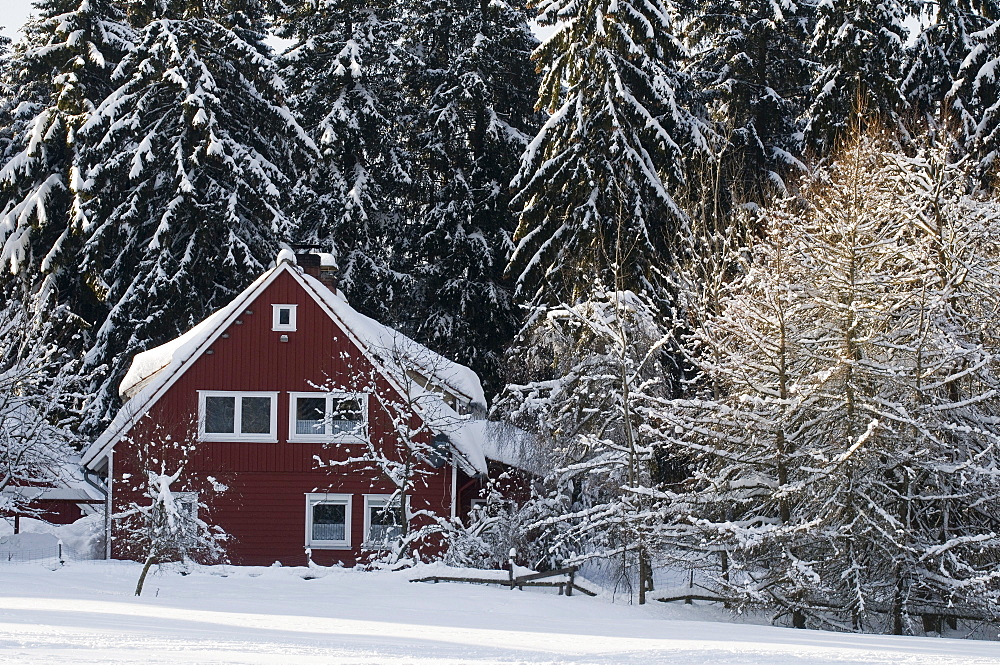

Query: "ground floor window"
left=364, top=494, right=404, bottom=547
left=304, top=493, right=352, bottom=548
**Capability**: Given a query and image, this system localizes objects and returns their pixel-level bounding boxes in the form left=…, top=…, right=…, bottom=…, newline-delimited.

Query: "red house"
left=82, top=250, right=522, bottom=566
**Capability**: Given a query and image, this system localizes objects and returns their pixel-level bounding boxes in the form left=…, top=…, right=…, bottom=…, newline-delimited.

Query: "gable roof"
left=82, top=257, right=491, bottom=473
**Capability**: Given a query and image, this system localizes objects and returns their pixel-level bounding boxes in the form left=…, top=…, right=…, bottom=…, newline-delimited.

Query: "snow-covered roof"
left=299, top=271, right=485, bottom=407
left=83, top=256, right=494, bottom=472
left=462, top=421, right=540, bottom=474
left=120, top=304, right=241, bottom=400
left=3, top=456, right=106, bottom=503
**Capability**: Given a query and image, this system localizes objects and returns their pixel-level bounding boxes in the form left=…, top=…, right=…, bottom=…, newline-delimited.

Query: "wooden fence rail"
left=410, top=566, right=597, bottom=598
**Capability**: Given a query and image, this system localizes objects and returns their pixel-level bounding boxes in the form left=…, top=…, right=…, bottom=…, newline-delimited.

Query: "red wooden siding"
left=110, top=271, right=456, bottom=566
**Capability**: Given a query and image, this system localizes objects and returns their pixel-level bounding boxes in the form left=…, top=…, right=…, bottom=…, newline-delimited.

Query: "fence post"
left=58, top=541, right=64, bottom=566
left=508, top=548, right=516, bottom=590
left=567, top=568, right=575, bottom=597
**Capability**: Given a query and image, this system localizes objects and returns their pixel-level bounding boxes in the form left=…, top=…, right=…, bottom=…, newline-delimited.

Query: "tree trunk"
left=135, top=554, right=156, bottom=596
left=638, top=545, right=646, bottom=605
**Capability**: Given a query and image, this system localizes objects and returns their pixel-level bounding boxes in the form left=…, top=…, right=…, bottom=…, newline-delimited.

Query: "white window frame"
left=305, top=493, right=352, bottom=549
left=363, top=494, right=405, bottom=548
left=288, top=391, right=369, bottom=443
left=198, top=391, right=279, bottom=442
left=272, top=304, right=298, bottom=331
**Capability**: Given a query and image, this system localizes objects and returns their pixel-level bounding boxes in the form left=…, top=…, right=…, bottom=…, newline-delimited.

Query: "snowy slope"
left=0, top=562, right=997, bottom=664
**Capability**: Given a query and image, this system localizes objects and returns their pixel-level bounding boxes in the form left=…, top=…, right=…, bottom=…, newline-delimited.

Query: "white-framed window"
left=305, top=493, right=352, bottom=549
left=363, top=494, right=404, bottom=547
left=272, top=304, right=297, bottom=331
left=288, top=392, right=368, bottom=442
left=198, top=391, right=278, bottom=442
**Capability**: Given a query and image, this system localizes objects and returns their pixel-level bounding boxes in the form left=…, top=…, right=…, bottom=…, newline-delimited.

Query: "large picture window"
left=198, top=391, right=278, bottom=442
left=289, top=392, right=367, bottom=442
left=305, top=493, right=352, bottom=548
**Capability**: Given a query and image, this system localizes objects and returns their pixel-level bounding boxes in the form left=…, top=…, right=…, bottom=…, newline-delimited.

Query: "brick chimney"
left=295, top=252, right=339, bottom=293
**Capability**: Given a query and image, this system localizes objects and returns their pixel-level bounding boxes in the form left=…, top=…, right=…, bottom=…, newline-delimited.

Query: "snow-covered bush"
left=0, top=300, right=82, bottom=520
left=117, top=466, right=228, bottom=596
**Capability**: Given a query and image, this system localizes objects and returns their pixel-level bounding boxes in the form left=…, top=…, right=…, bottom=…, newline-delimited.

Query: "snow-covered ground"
left=1, top=561, right=998, bottom=665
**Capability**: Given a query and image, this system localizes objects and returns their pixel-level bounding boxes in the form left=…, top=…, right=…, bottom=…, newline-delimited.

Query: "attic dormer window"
left=272, top=304, right=297, bottom=331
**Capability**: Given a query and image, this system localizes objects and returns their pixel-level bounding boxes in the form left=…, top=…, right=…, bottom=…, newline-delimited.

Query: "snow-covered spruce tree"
left=0, top=30, right=13, bottom=157
left=0, top=0, right=133, bottom=331
left=659, top=133, right=1000, bottom=633
left=394, top=0, right=539, bottom=396
left=277, top=0, right=409, bottom=327
left=504, top=0, right=704, bottom=597
left=685, top=0, right=813, bottom=200
left=903, top=0, right=999, bottom=121
left=0, top=297, right=82, bottom=520
left=804, top=0, right=910, bottom=153
left=508, top=0, right=708, bottom=308
left=77, top=1, right=314, bottom=432
left=946, top=14, right=1000, bottom=179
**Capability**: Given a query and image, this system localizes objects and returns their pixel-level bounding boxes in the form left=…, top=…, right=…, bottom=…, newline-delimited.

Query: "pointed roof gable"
left=82, top=258, right=490, bottom=473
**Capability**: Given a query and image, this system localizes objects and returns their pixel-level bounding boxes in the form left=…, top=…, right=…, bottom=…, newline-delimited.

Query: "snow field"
left=1, top=561, right=999, bottom=664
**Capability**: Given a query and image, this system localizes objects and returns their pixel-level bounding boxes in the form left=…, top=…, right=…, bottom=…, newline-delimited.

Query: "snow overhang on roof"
left=297, top=271, right=486, bottom=409
left=83, top=254, right=492, bottom=473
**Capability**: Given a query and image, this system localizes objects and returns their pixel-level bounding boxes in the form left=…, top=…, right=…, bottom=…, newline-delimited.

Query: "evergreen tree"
left=508, top=0, right=708, bottom=308
left=0, top=30, right=14, bottom=161
left=948, top=15, right=1000, bottom=178
left=499, top=286, right=670, bottom=602
left=396, top=0, right=539, bottom=395
left=686, top=0, right=813, bottom=200
left=804, top=0, right=909, bottom=153
left=278, top=0, right=409, bottom=326
left=904, top=0, right=999, bottom=120
left=0, top=0, right=133, bottom=326
left=77, top=0, right=314, bottom=432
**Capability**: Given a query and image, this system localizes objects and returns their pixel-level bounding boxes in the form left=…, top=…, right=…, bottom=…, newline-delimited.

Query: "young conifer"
left=661, top=133, right=1000, bottom=632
